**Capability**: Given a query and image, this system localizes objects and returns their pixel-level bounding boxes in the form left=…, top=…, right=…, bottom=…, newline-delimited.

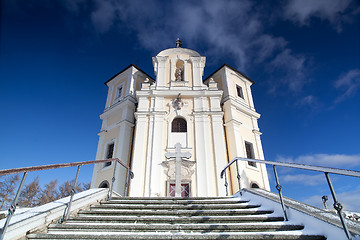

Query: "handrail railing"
left=0, top=158, right=134, bottom=240
left=221, top=157, right=360, bottom=240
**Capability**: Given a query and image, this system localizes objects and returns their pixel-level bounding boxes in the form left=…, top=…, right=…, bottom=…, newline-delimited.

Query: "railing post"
left=59, top=165, right=81, bottom=223
left=125, top=167, right=130, bottom=197
left=273, top=165, right=288, bottom=221
left=224, top=170, right=229, bottom=196
left=108, top=160, right=117, bottom=200
left=0, top=172, right=28, bottom=240
left=324, top=172, right=352, bottom=239
left=235, top=160, right=242, bottom=196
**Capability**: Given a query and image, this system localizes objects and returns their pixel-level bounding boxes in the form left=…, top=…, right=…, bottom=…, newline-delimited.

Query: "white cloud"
left=269, top=49, right=309, bottom=93
left=91, top=0, right=118, bottom=33
left=282, top=174, right=325, bottom=186
left=59, top=0, right=310, bottom=94
left=276, top=153, right=360, bottom=168
left=295, top=95, right=320, bottom=109
left=334, top=69, right=360, bottom=104
left=62, top=0, right=88, bottom=14
left=303, top=188, right=360, bottom=212
left=284, top=0, right=358, bottom=32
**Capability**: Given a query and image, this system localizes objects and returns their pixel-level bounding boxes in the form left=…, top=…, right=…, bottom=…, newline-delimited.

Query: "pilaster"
left=190, top=56, right=206, bottom=89
left=144, top=115, right=154, bottom=196
left=253, top=128, right=270, bottom=190
left=153, top=56, right=168, bottom=89
left=246, top=82, right=255, bottom=111
left=194, top=114, right=216, bottom=196
left=224, top=119, right=248, bottom=192
left=149, top=114, right=165, bottom=196
left=210, top=113, right=228, bottom=196
left=90, top=131, right=106, bottom=188
left=113, top=120, right=135, bottom=195
left=129, top=114, right=148, bottom=196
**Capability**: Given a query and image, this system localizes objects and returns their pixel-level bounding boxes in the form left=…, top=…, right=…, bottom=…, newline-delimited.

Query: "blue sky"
left=0, top=0, right=359, bottom=211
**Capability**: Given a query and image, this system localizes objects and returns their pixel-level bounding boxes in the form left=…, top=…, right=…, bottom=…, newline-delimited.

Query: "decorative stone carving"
left=162, top=160, right=195, bottom=181
left=172, top=93, right=183, bottom=110
left=208, top=78, right=218, bottom=89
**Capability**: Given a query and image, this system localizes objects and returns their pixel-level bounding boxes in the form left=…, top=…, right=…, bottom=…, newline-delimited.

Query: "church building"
left=90, top=39, right=270, bottom=197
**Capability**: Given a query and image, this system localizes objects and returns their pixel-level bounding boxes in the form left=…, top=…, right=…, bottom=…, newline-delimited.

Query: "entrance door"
left=169, top=183, right=190, bottom=197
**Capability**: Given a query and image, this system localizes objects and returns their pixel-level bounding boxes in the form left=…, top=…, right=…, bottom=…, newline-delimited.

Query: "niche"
left=175, top=60, right=184, bottom=81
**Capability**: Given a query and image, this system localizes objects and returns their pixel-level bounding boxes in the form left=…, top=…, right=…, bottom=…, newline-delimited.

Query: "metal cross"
left=165, top=143, right=191, bottom=197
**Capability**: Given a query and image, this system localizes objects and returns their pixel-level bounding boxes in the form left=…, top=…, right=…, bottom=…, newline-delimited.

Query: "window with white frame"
left=116, top=85, right=123, bottom=99
left=236, top=85, right=244, bottom=99
left=104, top=142, right=114, bottom=167
left=245, top=141, right=256, bottom=167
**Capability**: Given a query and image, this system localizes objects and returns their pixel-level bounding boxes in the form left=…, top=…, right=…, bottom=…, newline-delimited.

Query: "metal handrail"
left=0, top=158, right=130, bottom=175
left=220, top=157, right=360, bottom=240
left=0, top=158, right=134, bottom=240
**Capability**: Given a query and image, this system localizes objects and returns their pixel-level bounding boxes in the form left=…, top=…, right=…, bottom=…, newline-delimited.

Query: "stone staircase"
left=27, top=196, right=326, bottom=239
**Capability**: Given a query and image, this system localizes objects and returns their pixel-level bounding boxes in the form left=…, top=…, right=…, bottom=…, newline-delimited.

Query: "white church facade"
left=91, top=40, right=270, bottom=197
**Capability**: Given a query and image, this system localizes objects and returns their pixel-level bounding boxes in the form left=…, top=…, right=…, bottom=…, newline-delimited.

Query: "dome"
left=157, top=47, right=201, bottom=57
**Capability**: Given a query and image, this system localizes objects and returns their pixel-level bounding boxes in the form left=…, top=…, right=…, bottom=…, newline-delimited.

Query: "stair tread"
left=79, top=208, right=272, bottom=215
left=47, top=222, right=304, bottom=232
left=50, top=222, right=303, bottom=227
left=104, top=199, right=249, bottom=205
left=27, top=231, right=326, bottom=240
left=96, top=203, right=257, bottom=209
left=111, top=196, right=234, bottom=200
left=67, top=214, right=284, bottom=223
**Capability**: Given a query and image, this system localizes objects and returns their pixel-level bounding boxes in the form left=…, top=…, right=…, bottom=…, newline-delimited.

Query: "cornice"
left=104, top=64, right=154, bottom=85
left=136, top=89, right=223, bottom=98
left=252, top=129, right=262, bottom=135
left=102, top=96, right=137, bottom=115
left=224, top=119, right=242, bottom=127
left=192, top=111, right=224, bottom=116
left=223, top=96, right=260, bottom=119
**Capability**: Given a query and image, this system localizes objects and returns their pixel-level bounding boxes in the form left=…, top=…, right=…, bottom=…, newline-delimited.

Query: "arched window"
left=172, top=118, right=187, bottom=132
left=250, top=183, right=259, bottom=188
left=99, top=180, right=109, bottom=188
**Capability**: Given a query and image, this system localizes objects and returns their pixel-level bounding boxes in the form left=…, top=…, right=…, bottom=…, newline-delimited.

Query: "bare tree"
left=0, top=175, right=20, bottom=210
left=18, top=177, right=41, bottom=208
left=82, top=182, right=90, bottom=191
left=58, top=180, right=84, bottom=198
left=1, top=174, right=91, bottom=210
left=37, top=180, right=59, bottom=205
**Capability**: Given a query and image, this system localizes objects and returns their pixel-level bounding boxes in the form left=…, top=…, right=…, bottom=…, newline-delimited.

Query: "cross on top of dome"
left=176, top=38, right=182, bottom=48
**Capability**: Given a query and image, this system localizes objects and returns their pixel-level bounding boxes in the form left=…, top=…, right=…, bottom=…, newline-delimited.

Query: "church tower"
left=91, top=40, right=270, bottom=197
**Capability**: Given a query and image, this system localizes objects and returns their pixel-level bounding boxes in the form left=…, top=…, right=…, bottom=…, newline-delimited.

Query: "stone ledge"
left=0, top=188, right=109, bottom=240
left=242, top=188, right=360, bottom=238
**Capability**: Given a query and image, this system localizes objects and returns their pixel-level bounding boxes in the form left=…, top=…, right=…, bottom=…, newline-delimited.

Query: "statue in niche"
left=175, top=67, right=183, bottom=81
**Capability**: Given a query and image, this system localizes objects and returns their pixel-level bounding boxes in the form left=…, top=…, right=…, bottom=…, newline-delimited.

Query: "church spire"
left=176, top=38, right=182, bottom=48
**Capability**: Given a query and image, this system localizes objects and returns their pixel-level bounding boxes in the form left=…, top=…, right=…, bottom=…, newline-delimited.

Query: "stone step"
left=27, top=231, right=326, bottom=239
left=103, top=199, right=248, bottom=205
left=46, top=222, right=305, bottom=232
left=95, top=202, right=258, bottom=209
left=79, top=208, right=272, bottom=216
left=26, top=196, right=326, bottom=240
left=111, top=196, right=233, bottom=201
left=67, top=214, right=284, bottom=223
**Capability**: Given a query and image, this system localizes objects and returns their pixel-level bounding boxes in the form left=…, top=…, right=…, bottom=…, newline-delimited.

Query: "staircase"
left=27, top=196, right=326, bottom=240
